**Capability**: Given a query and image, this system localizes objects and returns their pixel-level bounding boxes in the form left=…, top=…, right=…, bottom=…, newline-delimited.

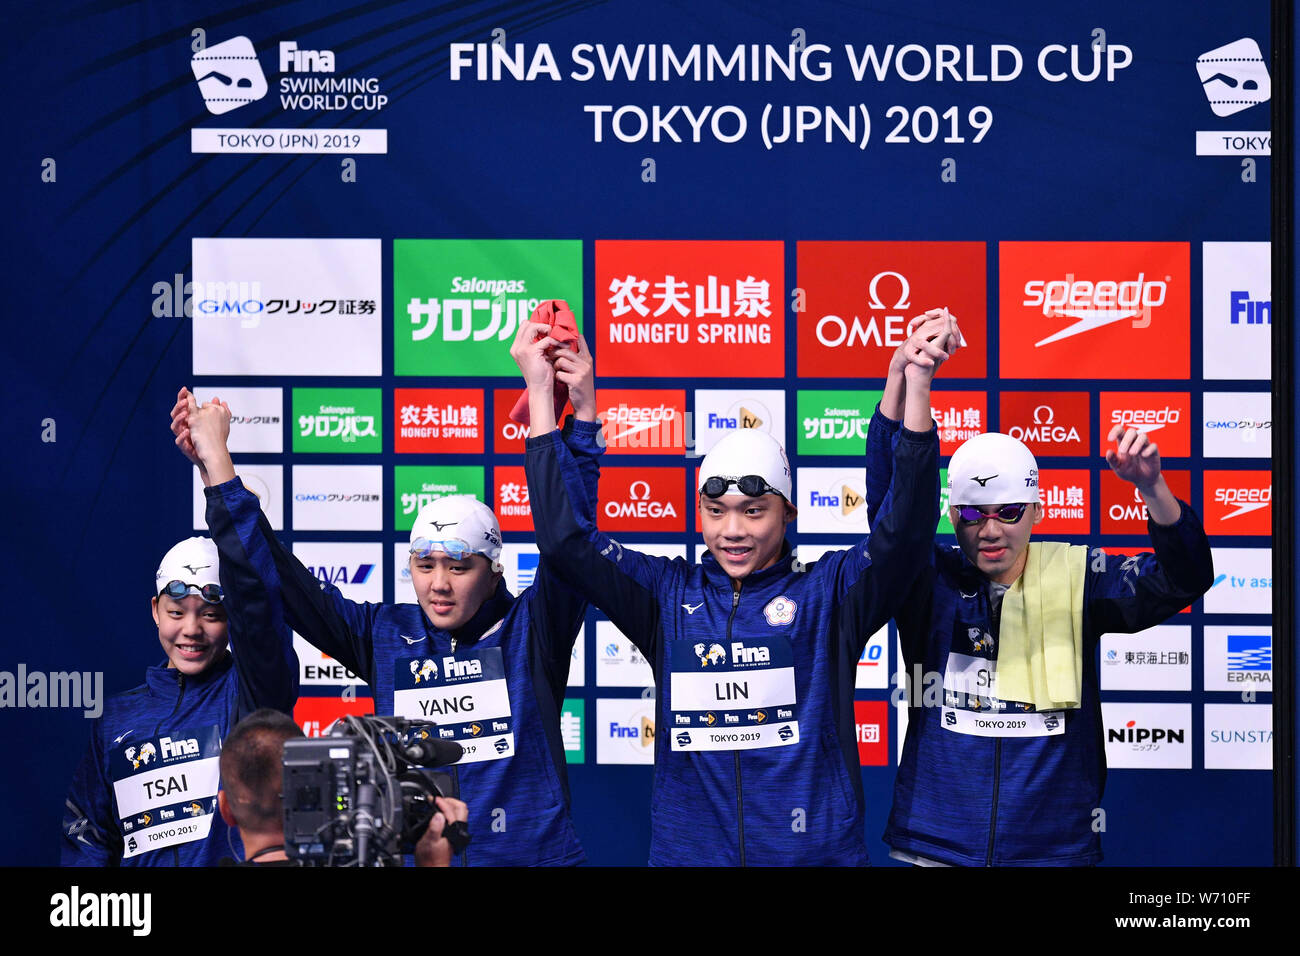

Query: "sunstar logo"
left=1023, top=273, right=1169, bottom=347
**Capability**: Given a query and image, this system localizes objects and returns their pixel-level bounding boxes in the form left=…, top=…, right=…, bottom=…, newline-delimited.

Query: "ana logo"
left=191, top=36, right=269, bottom=115
left=409, top=659, right=438, bottom=684
left=124, top=743, right=156, bottom=769
left=1197, top=38, right=1271, bottom=117
left=764, top=596, right=796, bottom=626
left=1214, top=485, right=1271, bottom=519
left=694, top=642, right=727, bottom=667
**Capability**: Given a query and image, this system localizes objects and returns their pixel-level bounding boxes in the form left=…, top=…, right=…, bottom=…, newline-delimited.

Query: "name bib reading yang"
left=111, top=725, right=221, bottom=859
left=668, top=635, right=799, bottom=752
left=941, top=652, right=1065, bottom=738
left=393, top=646, right=514, bottom=763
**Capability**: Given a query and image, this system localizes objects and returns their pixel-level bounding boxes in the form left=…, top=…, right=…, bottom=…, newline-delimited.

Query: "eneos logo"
left=797, top=241, right=986, bottom=378
left=1204, top=471, right=1272, bottom=536
left=999, top=242, right=1190, bottom=379
left=596, top=240, right=783, bottom=377
left=600, top=468, right=685, bottom=532
left=596, top=389, right=687, bottom=455
left=999, top=392, right=1089, bottom=457
left=1099, top=392, right=1191, bottom=457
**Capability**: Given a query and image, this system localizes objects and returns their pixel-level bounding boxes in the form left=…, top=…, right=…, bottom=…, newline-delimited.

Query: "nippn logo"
left=191, top=36, right=269, bottom=115
left=124, top=743, right=156, bottom=770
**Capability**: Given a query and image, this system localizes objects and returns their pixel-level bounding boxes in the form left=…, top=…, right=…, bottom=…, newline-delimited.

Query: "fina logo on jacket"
left=410, top=659, right=439, bottom=683
left=764, top=596, right=796, bottom=626
left=695, top=642, right=727, bottom=666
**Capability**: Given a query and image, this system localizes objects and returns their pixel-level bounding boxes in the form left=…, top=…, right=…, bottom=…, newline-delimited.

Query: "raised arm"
left=173, top=388, right=380, bottom=685
left=511, top=322, right=669, bottom=661
left=1090, top=425, right=1215, bottom=634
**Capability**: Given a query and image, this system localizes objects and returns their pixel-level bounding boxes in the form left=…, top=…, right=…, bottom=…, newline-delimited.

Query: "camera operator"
left=217, top=709, right=468, bottom=867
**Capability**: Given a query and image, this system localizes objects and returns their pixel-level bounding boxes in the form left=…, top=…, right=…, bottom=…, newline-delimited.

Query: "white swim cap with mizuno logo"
left=948, top=432, right=1040, bottom=506
left=697, top=429, right=793, bottom=501
left=409, top=495, right=503, bottom=563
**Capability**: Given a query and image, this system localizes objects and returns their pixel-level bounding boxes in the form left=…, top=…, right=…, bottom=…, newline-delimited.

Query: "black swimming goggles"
left=159, top=580, right=224, bottom=604
left=701, top=475, right=784, bottom=499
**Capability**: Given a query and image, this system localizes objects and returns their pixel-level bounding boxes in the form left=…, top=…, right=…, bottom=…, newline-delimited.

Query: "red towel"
left=509, top=299, right=580, bottom=425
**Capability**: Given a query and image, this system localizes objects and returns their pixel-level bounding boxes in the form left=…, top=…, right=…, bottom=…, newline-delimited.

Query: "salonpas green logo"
left=938, top=467, right=953, bottom=536
left=292, top=388, right=382, bottom=453
left=796, top=390, right=883, bottom=456
left=393, top=466, right=485, bottom=531
left=394, top=239, right=583, bottom=377
left=562, top=698, right=585, bottom=764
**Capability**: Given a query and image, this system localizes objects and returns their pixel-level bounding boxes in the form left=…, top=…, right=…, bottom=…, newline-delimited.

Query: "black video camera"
left=281, top=715, right=468, bottom=866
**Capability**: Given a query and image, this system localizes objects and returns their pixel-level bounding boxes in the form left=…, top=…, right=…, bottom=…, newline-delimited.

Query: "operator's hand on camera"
left=414, top=796, right=470, bottom=868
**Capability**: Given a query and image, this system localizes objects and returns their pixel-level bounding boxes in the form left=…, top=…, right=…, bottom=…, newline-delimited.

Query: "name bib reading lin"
left=668, top=635, right=799, bottom=752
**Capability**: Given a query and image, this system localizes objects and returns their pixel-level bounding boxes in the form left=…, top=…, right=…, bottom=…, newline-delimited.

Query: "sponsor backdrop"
left=1, top=1, right=1279, bottom=865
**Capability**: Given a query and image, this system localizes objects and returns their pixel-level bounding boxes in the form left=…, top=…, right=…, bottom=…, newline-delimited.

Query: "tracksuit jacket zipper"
left=727, top=587, right=744, bottom=866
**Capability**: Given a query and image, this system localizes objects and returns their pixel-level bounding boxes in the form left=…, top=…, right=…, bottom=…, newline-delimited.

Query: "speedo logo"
left=1111, top=406, right=1181, bottom=434
left=1023, top=274, right=1168, bottom=346
left=603, top=404, right=678, bottom=440
left=1214, top=486, right=1271, bottom=519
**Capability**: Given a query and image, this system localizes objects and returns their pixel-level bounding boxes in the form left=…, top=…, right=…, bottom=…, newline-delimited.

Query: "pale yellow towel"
left=996, top=542, right=1089, bottom=710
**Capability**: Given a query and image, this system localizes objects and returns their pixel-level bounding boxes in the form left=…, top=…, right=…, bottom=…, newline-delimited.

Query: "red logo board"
left=493, top=387, right=572, bottom=454
left=1100, top=470, right=1191, bottom=535
left=1203, top=470, right=1272, bottom=537
left=295, top=696, right=376, bottom=738
left=596, top=240, right=784, bottom=378
left=1098, top=392, right=1191, bottom=457
left=597, top=389, right=687, bottom=455
left=395, top=389, right=484, bottom=454
left=854, top=700, right=889, bottom=766
left=494, top=465, right=533, bottom=532
left=600, top=467, right=686, bottom=532
left=1036, top=469, right=1090, bottom=535
left=999, top=392, right=1090, bottom=457
left=930, top=390, right=987, bottom=456
left=797, top=241, right=987, bottom=378
left=999, top=242, right=1190, bottom=379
